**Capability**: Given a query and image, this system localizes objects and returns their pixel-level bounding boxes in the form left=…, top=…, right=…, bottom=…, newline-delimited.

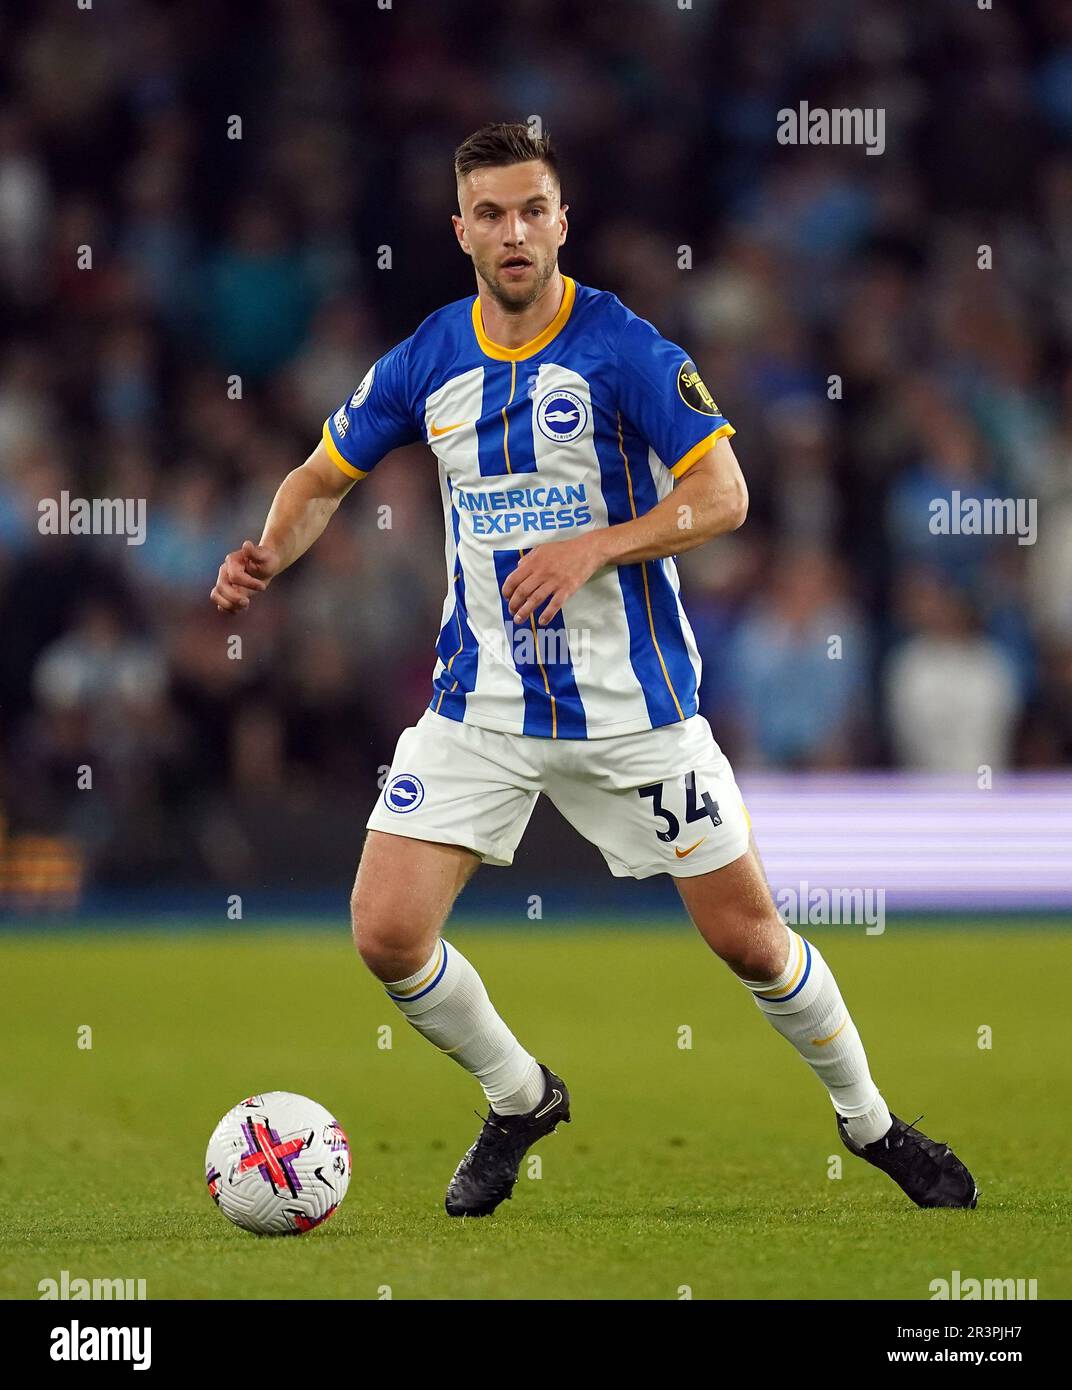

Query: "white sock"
left=741, top=924, right=892, bottom=1146
left=384, top=940, right=545, bottom=1115
left=841, top=1095, right=894, bottom=1149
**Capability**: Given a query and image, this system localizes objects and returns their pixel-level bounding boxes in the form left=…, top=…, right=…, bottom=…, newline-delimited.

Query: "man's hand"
left=500, top=439, right=747, bottom=626
left=502, top=533, right=607, bottom=626
left=210, top=540, right=281, bottom=613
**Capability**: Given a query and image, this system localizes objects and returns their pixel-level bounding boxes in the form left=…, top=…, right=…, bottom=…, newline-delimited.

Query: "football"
left=205, top=1092, right=351, bottom=1236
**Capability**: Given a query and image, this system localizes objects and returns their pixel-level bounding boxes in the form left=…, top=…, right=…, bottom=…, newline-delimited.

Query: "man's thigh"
left=674, top=833, right=789, bottom=975
left=544, top=715, right=752, bottom=880
left=351, top=829, right=481, bottom=977
left=366, top=709, right=542, bottom=867
left=353, top=829, right=481, bottom=927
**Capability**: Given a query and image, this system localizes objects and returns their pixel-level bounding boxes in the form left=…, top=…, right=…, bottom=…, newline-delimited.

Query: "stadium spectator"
left=0, top=0, right=1067, bottom=886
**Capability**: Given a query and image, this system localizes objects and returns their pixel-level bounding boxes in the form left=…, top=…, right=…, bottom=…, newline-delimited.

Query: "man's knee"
left=349, top=831, right=478, bottom=979
left=676, top=847, right=791, bottom=981
left=350, top=875, right=444, bottom=983
left=705, top=911, right=789, bottom=981
left=350, top=882, right=403, bottom=968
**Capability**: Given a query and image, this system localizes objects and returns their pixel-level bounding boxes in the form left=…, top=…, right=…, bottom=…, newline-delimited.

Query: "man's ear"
left=451, top=213, right=470, bottom=256
left=558, top=203, right=569, bottom=246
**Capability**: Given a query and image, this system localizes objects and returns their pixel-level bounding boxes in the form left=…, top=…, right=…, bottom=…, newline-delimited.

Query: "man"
left=211, top=123, right=976, bottom=1217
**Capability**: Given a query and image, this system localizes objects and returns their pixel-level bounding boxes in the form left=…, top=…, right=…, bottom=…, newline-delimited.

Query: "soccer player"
left=211, top=123, right=976, bottom=1216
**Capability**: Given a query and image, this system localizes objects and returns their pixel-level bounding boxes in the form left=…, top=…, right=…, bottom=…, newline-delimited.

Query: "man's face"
left=452, top=159, right=568, bottom=311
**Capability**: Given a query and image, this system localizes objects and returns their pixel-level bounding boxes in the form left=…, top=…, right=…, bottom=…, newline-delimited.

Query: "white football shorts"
left=366, top=708, right=751, bottom=880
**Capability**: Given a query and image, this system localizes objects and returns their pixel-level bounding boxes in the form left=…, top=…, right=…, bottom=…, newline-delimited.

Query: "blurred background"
left=1, top=0, right=1071, bottom=914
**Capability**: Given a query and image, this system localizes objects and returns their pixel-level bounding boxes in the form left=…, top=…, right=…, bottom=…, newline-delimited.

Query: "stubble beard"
left=477, top=251, right=558, bottom=314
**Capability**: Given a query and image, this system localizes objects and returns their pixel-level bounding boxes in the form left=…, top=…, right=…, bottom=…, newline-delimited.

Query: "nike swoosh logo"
left=674, top=838, right=706, bottom=858
left=534, top=1089, right=563, bottom=1120
left=429, top=419, right=468, bottom=437
left=811, top=1016, right=848, bottom=1047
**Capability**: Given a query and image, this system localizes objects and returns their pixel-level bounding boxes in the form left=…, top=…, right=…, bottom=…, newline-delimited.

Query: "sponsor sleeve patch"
left=677, top=360, right=719, bottom=415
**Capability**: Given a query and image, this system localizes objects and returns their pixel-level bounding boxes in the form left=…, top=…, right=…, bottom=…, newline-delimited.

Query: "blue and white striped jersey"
left=323, top=277, right=735, bottom=739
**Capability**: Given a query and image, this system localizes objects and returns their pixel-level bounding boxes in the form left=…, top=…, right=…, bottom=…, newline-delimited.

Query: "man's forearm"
left=260, top=464, right=347, bottom=574
left=593, top=461, right=747, bottom=568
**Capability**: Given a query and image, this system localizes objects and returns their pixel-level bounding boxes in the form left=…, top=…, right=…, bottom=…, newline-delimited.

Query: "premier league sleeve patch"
left=350, top=363, right=375, bottom=409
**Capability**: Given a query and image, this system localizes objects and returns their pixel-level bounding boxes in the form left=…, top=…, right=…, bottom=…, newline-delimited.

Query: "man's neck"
left=476, top=269, right=565, bottom=350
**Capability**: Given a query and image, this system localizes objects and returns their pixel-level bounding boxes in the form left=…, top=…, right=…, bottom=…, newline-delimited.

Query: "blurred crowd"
left=1, top=0, right=1071, bottom=889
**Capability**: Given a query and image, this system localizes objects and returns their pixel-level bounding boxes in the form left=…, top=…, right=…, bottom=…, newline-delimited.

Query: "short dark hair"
left=454, top=122, right=560, bottom=190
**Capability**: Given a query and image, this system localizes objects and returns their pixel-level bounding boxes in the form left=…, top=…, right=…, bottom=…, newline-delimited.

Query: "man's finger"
left=503, top=548, right=542, bottom=595
left=212, top=575, right=251, bottom=610
left=513, top=582, right=556, bottom=624
left=241, top=539, right=274, bottom=568
left=508, top=573, right=544, bottom=614
left=224, top=561, right=267, bottom=592
left=537, top=591, right=566, bottom=625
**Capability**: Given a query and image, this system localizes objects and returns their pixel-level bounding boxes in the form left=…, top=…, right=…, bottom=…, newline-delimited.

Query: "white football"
left=205, top=1091, right=351, bottom=1235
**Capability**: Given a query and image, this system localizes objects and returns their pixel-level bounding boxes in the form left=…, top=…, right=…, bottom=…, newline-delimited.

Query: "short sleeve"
left=322, top=338, right=419, bottom=479
left=616, top=316, right=735, bottom=478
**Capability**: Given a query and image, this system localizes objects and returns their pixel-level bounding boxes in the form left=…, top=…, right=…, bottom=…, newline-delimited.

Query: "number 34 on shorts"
left=549, top=738, right=752, bottom=880
left=641, top=772, right=723, bottom=853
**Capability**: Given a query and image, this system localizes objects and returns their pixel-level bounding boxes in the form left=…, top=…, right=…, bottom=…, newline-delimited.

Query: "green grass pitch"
left=1, top=921, right=1068, bottom=1300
